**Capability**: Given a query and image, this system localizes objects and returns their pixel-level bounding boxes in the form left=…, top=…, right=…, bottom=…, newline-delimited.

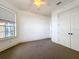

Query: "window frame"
left=0, top=19, right=16, bottom=40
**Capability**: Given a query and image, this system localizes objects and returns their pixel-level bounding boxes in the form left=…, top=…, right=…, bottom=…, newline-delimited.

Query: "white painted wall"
left=51, top=13, right=59, bottom=43
left=17, top=11, right=51, bottom=42
left=0, top=0, right=20, bottom=52
left=0, top=39, right=20, bottom=52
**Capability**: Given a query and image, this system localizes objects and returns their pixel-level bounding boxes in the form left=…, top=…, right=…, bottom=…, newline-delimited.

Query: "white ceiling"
left=5, top=0, right=74, bottom=16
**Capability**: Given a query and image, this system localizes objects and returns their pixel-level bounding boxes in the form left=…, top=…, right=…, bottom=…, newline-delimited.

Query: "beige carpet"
left=0, top=38, right=79, bottom=59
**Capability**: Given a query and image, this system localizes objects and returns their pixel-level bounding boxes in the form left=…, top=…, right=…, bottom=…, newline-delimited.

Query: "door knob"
left=68, top=33, right=73, bottom=35
left=70, top=33, right=73, bottom=35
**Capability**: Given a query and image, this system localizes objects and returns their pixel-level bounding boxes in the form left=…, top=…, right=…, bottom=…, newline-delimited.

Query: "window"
left=0, top=19, right=16, bottom=40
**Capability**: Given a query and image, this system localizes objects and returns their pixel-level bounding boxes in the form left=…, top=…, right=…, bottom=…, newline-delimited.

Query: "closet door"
left=58, top=11, right=71, bottom=48
left=70, top=6, right=79, bottom=51
left=58, top=6, right=79, bottom=51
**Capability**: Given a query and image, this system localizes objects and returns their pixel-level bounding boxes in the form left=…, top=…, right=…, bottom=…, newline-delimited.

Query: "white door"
left=70, top=6, right=79, bottom=51
left=58, top=6, right=79, bottom=51
left=58, top=11, right=71, bottom=48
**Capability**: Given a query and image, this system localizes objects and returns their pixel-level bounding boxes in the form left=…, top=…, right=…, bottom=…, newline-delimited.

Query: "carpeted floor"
left=0, top=38, right=79, bottom=59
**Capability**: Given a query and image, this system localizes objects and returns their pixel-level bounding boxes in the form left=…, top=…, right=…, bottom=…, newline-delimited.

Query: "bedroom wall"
left=17, top=11, right=51, bottom=42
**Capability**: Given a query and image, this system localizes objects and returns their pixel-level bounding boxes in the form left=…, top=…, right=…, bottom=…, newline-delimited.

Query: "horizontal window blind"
left=0, top=5, right=16, bottom=22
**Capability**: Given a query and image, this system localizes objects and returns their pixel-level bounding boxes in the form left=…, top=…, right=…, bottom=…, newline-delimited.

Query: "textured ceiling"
left=5, top=0, right=74, bottom=16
